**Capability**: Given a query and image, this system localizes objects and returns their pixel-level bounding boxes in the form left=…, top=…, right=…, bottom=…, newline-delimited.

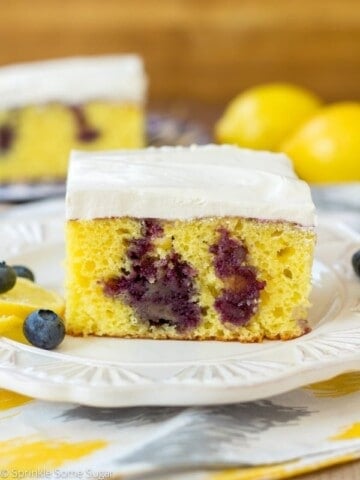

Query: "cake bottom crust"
left=66, top=326, right=309, bottom=342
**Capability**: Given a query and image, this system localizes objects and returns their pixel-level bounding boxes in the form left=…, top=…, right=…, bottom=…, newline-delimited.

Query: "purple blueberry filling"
left=210, top=228, right=266, bottom=326
left=210, top=228, right=248, bottom=278
left=0, top=125, right=14, bottom=153
left=103, top=219, right=201, bottom=332
left=70, top=106, right=100, bottom=143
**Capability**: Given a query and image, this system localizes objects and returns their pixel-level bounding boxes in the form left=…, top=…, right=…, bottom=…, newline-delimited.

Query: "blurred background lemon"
left=215, top=83, right=360, bottom=184
left=215, top=83, right=322, bottom=151
left=281, top=103, right=360, bottom=183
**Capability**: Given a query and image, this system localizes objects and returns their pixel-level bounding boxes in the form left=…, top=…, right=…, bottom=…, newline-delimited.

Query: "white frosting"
left=66, top=145, right=316, bottom=226
left=0, top=55, right=146, bottom=109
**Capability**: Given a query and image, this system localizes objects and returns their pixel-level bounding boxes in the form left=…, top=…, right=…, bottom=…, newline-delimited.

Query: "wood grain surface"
left=0, top=0, right=359, bottom=104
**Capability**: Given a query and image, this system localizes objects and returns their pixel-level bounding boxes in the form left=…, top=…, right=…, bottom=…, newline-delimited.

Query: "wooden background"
left=0, top=0, right=359, bottom=104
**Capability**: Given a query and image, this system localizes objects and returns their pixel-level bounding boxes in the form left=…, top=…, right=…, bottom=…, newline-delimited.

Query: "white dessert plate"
left=0, top=200, right=359, bottom=407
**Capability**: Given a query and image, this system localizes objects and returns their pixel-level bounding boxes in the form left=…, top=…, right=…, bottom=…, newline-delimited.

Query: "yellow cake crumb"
left=0, top=102, right=144, bottom=182
left=65, top=217, right=315, bottom=342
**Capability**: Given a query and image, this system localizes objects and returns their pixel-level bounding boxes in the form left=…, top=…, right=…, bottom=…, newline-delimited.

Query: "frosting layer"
left=0, top=55, right=146, bottom=109
left=66, top=145, right=316, bottom=226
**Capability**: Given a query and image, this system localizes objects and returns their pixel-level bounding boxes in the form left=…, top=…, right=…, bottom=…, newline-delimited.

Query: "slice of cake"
left=0, top=55, right=146, bottom=182
left=65, top=145, right=316, bottom=342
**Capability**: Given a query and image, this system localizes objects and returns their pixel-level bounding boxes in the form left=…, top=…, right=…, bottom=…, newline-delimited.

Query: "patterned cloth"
left=0, top=375, right=360, bottom=479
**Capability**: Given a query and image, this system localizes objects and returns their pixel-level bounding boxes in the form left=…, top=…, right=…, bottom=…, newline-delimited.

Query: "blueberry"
left=23, top=309, right=65, bottom=350
left=0, top=261, right=16, bottom=293
left=352, top=250, right=360, bottom=277
left=12, top=265, right=35, bottom=282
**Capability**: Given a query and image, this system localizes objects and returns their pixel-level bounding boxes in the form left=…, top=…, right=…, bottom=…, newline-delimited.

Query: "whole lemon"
left=282, top=102, right=360, bottom=183
left=215, top=83, right=322, bottom=150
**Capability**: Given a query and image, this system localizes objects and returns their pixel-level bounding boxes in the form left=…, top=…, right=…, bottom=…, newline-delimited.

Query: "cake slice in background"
left=0, top=55, right=146, bottom=182
left=65, top=145, right=316, bottom=342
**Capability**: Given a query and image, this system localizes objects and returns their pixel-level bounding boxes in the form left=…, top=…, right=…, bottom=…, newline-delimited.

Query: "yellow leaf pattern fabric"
left=0, top=389, right=32, bottom=411
left=308, top=373, right=360, bottom=398
left=0, top=371, right=358, bottom=480
left=332, top=423, right=360, bottom=441
left=0, top=438, right=107, bottom=471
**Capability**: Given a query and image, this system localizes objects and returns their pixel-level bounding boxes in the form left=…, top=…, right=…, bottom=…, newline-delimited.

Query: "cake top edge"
left=0, top=54, right=146, bottom=109
left=66, top=145, right=316, bottom=227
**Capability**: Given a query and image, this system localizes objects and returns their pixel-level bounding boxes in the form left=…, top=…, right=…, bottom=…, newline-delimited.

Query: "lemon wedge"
left=0, top=315, right=29, bottom=343
left=0, top=278, right=64, bottom=318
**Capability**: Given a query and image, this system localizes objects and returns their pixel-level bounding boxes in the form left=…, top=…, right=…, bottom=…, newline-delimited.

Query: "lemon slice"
left=0, top=278, right=65, bottom=318
left=0, top=315, right=29, bottom=343
left=215, top=83, right=322, bottom=151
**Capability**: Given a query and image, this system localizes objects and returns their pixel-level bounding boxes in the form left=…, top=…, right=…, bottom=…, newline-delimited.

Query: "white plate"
left=0, top=202, right=359, bottom=407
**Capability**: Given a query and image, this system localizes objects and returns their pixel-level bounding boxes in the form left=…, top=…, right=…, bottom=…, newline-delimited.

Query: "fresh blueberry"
left=0, top=261, right=16, bottom=294
left=352, top=250, right=360, bottom=277
left=12, top=265, right=35, bottom=282
left=23, top=309, right=65, bottom=350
